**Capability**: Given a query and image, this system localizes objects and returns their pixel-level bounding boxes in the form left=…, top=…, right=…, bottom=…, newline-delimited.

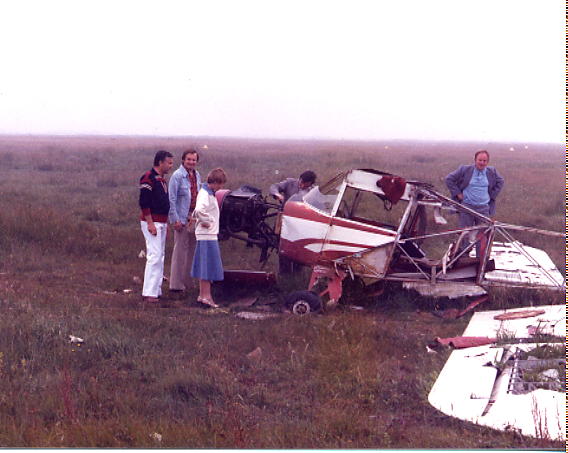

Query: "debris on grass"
left=228, top=296, right=258, bottom=308
left=149, top=432, right=162, bottom=442
left=199, top=307, right=230, bottom=315
left=432, top=295, right=489, bottom=320
left=493, top=309, right=545, bottom=321
left=527, top=316, right=566, bottom=336
left=102, top=289, right=134, bottom=295
left=69, top=335, right=84, bottom=344
left=254, top=303, right=277, bottom=312
left=434, top=336, right=495, bottom=349
left=539, top=369, right=560, bottom=380
left=432, top=308, right=462, bottom=319
left=235, top=311, right=279, bottom=320
left=246, top=346, right=263, bottom=360
left=430, top=305, right=566, bottom=441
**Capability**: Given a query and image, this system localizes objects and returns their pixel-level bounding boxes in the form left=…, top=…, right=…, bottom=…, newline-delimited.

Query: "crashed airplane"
left=216, top=169, right=565, bottom=314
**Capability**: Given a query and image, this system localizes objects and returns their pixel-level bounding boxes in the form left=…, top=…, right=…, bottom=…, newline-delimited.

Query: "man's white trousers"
left=141, top=221, right=167, bottom=298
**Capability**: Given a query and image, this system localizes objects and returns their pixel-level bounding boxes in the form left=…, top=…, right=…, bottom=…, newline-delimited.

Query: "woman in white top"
left=190, top=168, right=227, bottom=308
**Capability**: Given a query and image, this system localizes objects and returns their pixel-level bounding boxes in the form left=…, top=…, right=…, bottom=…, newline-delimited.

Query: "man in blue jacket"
left=168, top=149, right=202, bottom=295
left=445, top=150, right=504, bottom=253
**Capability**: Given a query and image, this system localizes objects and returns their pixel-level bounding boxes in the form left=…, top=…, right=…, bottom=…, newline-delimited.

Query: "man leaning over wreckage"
left=269, top=170, right=317, bottom=205
left=269, top=170, right=317, bottom=274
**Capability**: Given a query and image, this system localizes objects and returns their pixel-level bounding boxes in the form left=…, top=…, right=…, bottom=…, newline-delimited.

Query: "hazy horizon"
left=0, top=1, right=564, bottom=144
left=0, top=132, right=563, bottom=147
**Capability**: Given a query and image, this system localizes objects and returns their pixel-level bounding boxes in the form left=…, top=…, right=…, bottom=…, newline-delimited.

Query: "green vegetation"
left=0, top=135, right=563, bottom=448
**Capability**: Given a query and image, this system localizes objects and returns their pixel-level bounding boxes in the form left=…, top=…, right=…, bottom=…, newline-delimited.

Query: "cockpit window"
left=303, top=186, right=339, bottom=214
left=336, top=186, right=408, bottom=231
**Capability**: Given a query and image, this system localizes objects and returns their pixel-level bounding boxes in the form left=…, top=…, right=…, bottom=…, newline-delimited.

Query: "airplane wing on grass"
left=428, top=304, right=565, bottom=441
left=482, top=242, right=565, bottom=290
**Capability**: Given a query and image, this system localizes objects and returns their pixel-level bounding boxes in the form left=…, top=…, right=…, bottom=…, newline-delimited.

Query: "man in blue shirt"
left=168, top=149, right=202, bottom=295
left=445, top=150, right=504, bottom=254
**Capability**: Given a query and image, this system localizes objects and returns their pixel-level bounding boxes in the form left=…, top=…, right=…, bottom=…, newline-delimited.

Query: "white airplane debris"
left=235, top=311, right=279, bottom=320
left=149, top=432, right=162, bottom=442
left=429, top=304, right=565, bottom=441
left=69, top=335, right=84, bottom=343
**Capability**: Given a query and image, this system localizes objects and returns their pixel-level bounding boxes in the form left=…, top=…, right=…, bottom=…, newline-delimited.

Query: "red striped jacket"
left=139, top=168, right=170, bottom=222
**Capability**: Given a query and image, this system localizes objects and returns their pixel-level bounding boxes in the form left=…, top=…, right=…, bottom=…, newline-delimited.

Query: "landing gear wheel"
left=286, top=290, right=322, bottom=315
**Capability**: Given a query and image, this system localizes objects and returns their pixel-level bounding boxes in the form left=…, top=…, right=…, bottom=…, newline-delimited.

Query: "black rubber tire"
left=285, top=290, right=322, bottom=315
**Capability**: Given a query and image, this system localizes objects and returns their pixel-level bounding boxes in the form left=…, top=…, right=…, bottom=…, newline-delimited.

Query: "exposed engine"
left=217, top=185, right=280, bottom=263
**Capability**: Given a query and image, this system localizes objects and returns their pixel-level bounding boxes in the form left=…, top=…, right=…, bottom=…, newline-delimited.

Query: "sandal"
left=197, top=297, right=219, bottom=308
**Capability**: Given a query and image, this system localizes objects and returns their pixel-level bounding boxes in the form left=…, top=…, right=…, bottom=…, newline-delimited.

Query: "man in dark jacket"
left=139, top=150, right=174, bottom=302
left=446, top=150, right=504, bottom=219
left=445, top=150, right=504, bottom=254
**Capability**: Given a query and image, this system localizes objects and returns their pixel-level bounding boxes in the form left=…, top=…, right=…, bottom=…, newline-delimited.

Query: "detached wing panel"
left=482, top=242, right=565, bottom=289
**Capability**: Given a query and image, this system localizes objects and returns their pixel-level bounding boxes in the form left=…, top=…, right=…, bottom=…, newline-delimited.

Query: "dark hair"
left=181, top=148, right=199, bottom=162
left=299, top=170, right=316, bottom=185
left=474, top=150, right=490, bottom=160
left=207, top=168, right=227, bottom=184
left=154, top=150, right=173, bottom=166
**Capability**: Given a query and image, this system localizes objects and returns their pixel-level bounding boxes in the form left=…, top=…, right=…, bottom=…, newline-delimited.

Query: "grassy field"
left=0, top=135, right=564, bottom=448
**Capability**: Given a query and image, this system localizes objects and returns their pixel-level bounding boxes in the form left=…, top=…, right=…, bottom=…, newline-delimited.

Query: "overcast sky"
left=0, top=0, right=564, bottom=143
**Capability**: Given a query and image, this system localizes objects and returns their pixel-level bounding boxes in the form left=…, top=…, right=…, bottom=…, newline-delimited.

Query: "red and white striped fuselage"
left=279, top=201, right=397, bottom=266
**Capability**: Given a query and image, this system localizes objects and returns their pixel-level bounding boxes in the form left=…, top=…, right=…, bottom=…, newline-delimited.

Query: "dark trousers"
left=458, top=203, right=490, bottom=257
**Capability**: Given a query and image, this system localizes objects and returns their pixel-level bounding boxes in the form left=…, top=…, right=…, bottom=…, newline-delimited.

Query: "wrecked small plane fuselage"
left=217, top=169, right=565, bottom=313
